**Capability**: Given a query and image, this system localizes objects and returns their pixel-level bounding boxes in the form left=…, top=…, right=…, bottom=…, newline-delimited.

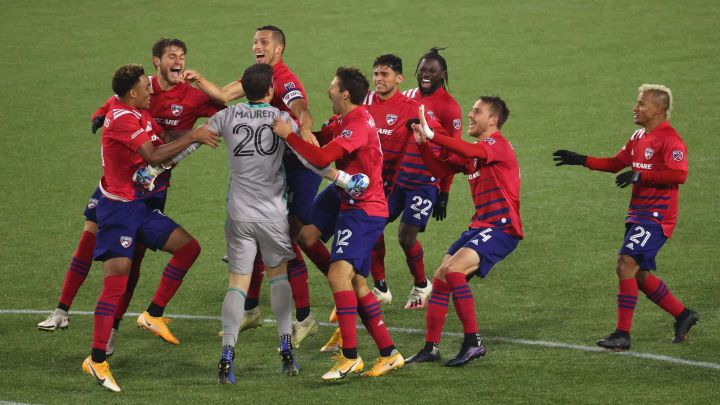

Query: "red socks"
left=301, top=240, right=330, bottom=275
left=370, top=234, right=386, bottom=283
left=358, top=292, right=394, bottom=351
left=93, top=274, right=128, bottom=352
left=59, top=230, right=96, bottom=308
left=445, top=272, right=478, bottom=334
left=639, top=274, right=685, bottom=318
left=288, top=243, right=310, bottom=310
left=403, top=240, right=426, bottom=285
left=114, top=246, right=145, bottom=323
left=334, top=290, right=358, bottom=351
left=150, top=239, right=200, bottom=308
left=616, top=278, right=639, bottom=333
left=425, top=277, right=450, bottom=343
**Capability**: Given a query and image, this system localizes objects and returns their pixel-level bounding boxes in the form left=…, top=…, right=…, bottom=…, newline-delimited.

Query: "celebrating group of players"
left=36, top=25, right=699, bottom=392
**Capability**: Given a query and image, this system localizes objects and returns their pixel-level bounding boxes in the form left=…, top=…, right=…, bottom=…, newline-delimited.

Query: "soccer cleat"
left=320, top=327, right=343, bottom=353
left=445, top=343, right=487, bottom=367
left=137, top=311, right=180, bottom=345
left=292, top=313, right=319, bottom=348
left=596, top=332, right=631, bottom=351
left=405, top=345, right=441, bottom=365
left=280, top=337, right=300, bottom=376
left=38, top=309, right=69, bottom=331
left=363, top=350, right=405, bottom=377
left=672, top=309, right=699, bottom=344
left=106, top=328, right=118, bottom=357
left=240, top=307, right=263, bottom=332
left=82, top=356, right=121, bottom=392
left=372, top=286, right=393, bottom=305
left=218, top=345, right=236, bottom=384
left=321, top=353, right=364, bottom=381
left=222, top=255, right=229, bottom=263
left=404, top=281, right=433, bottom=310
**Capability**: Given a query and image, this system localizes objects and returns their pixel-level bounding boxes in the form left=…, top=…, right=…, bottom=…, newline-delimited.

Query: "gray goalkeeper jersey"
left=208, top=102, right=298, bottom=222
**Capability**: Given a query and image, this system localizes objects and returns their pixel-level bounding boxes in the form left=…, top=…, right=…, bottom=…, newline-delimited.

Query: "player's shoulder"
left=402, top=87, right=420, bottom=98
left=363, top=91, right=376, bottom=105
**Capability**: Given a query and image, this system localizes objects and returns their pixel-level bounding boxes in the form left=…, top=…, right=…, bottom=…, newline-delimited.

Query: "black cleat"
left=672, top=309, right=699, bottom=344
left=405, top=346, right=441, bottom=365
left=445, top=344, right=486, bottom=367
left=596, top=332, right=631, bottom=351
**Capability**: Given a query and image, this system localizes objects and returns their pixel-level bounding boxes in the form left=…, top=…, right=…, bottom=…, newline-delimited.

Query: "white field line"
left=6, top=309, right=718, bottom=371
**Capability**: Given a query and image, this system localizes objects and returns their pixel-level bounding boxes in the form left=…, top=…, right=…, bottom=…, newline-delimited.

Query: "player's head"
left=112, top=64, right=151, bottom=109
left=253, top=25, right=286, bottom=66
left=241, top=63, right=274, bottom=102
left=329, top=67, right=369, bottom=114
left=635, top=84, right=672, bottom=126
left=152, top=38, right=187, bottom=86
left=415, top=47, right=448, bottom=96
left=373, top=54, right=403, bottom=97
left=468, top=96, right=509, bottom=137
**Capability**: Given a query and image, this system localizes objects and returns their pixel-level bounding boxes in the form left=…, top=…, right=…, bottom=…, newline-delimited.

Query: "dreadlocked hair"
left=415, top=46, right=449, bottom=89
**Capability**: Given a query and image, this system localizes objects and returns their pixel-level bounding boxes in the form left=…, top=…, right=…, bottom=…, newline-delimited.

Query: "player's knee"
left=397, top=232, right=417, bottom=250
left=615, top=255, right=638, bottom=279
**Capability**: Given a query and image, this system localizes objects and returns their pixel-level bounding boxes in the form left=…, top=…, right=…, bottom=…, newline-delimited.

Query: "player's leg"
left=137, top=207, right=200, bottom=345
left=106, top=244, right=145, bottom=357
left=398, top=186, right=437, bottom=309
left=596, top=254, right=639, bottom=350
left=636, top=270, right=699, bottom=343
left=40, top=189, right=102, bottom=331
left=369, top=186, right=404, bottom=302
left=238, top=253, right=264, bottom=333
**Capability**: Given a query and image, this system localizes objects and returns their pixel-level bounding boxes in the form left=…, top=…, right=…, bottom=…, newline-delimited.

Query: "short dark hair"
left=256, top=25, right=286, bottom=49
left=479, top=96, right=510, bottom=129
left=112, top=64, right=145, bottom=97
left=240, top=64, right=274, bottom=101
left=415, top=47, right=449, bottom=89
left=335, top=67, right=369, bottom=105
left=373, top=54, right=403, bottom=74
left=152, top=38, right=187, bottom=58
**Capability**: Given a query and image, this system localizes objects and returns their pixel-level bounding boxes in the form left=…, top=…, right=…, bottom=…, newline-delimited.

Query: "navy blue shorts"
left=309, top=185, right=342, bottom=242
left=83, top=187, right=167, bottom=223
left=618, top=222, right=667, bottom=270
left=387, top=184, right=437, bottom=231
left=328, top=210, right=387, bottom=277
left=447, top=227, right=520, bottom=278
left=285, top=163, right=322, bottom=225
left=93, top=194, right=179, bottom=261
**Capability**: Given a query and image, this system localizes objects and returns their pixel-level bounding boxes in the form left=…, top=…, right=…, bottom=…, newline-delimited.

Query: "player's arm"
left=287, top=98, right=319, bottom=146
left=273, top=117, right=343, bottom=167
left=437, top=102, right=463, bottom=212
left=182, top=69, right=245, bottom=103
left=90, top=96, right=116, bottom=134
left=137, top=125, right=219, bottom=165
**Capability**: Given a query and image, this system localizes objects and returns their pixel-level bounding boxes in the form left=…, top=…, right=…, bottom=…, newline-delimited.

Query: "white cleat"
left=38, top=309, right=69, bottom=331
left=292, top=313, right=319, bottom=348
left=106, top=328, right=118, bottom=357
left=372, top=287, right=393, bottom=305
left=218, top=306, right=263, bottom=337
left=404, top=281, right=433, bottom=310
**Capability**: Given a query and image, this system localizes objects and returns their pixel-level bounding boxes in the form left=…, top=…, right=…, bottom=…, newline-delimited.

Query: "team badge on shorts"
left=386, top=114, right=398, bottom=126
left=87, top=198, right=98, bottom=209
left=120, top=236, right=133, bottom=249
left=171, top=104, right=183, bottom=116
left=644, top=147, right=654, bottom=160
left=672, top=150, right=684, bottom=161
left=453, top=119, right=462, bottom=130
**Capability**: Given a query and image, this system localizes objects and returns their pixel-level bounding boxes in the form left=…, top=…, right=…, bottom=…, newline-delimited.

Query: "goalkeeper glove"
left=333, top=170, right=370, bottom=198
left=552, top=150, right=587, bottom=166
left=615, top=171, right=640, bottom=188
left=91, top=116, right=104, bottom=134
left=133, top=165, right=164, bottom=191
left=432, top=192, right=449, bottom=221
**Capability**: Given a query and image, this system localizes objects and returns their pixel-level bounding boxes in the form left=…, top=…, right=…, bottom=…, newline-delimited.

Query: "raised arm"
left=183, top=69, right=245, bottom=104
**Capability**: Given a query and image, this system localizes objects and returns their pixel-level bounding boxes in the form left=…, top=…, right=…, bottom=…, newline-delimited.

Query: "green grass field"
left=1, top=0, right=719, bottom=403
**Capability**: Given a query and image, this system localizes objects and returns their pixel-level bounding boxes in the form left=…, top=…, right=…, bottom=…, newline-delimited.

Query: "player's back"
left=208, top=102, right=289, bottom=222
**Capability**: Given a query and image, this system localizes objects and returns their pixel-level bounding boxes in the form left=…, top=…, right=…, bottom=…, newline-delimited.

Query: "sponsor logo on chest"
left=171, top=104, right=183, bottom=117
left=378, top=128, right=393, bottom=136
left=632, top=162, right=653, bottom=170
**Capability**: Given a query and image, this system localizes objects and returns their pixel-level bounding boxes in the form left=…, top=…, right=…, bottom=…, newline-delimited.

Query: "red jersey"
left=327, top=107, right=388, bottom=217
left=99, top=98, right=164, bottom=201
left=269, top=60, right=308, bottom=123
left=403, top=86, right=463, bottom=192
left=363, top=91, right=443, bottom=192
left=613, top=121, right=687, bottom=237
left=93, top=76, right=225, bottom=132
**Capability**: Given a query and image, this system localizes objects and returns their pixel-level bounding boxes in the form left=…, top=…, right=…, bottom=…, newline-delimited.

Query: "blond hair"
left=639, top=83, right=673, bottom=119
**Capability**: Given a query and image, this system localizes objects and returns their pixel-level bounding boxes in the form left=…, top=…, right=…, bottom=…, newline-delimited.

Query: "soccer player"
left=39, top=39, right=225, bottom=355
left=273, top=67, right=404, bottom=380
left=405, top=96, right=523, bottom=367
left=403, top=47, right=463, bottom=219
left=364, top=54, right=447, bottom=309
left=82, top=64, right=219, bottom=392
left=183, top=26, right=325, bottom=343
left=553, top=84, right=699, bottom=350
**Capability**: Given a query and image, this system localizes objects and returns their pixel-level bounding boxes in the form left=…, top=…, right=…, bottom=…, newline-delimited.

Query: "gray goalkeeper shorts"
left=225, top=218, right=295, bottom=275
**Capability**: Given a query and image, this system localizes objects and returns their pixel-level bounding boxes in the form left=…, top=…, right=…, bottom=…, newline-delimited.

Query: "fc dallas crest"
left=171, top=104, right=183, bottom=117
left=386, top=114, right=398, bottom=126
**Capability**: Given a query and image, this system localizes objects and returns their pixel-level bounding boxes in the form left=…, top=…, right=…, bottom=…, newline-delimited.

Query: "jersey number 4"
left=232, top=123, right=279, bottom=157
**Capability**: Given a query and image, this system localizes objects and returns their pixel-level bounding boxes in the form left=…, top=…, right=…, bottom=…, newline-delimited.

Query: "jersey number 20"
left=232, top=123, right=279, bottom=157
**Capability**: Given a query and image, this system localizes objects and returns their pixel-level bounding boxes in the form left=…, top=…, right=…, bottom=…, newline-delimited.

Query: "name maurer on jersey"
left=234, top=109, right=278, bottom=119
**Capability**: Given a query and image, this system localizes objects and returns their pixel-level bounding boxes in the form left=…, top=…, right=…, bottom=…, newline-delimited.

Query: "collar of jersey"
left=247, top=102, right=270, bottom=108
